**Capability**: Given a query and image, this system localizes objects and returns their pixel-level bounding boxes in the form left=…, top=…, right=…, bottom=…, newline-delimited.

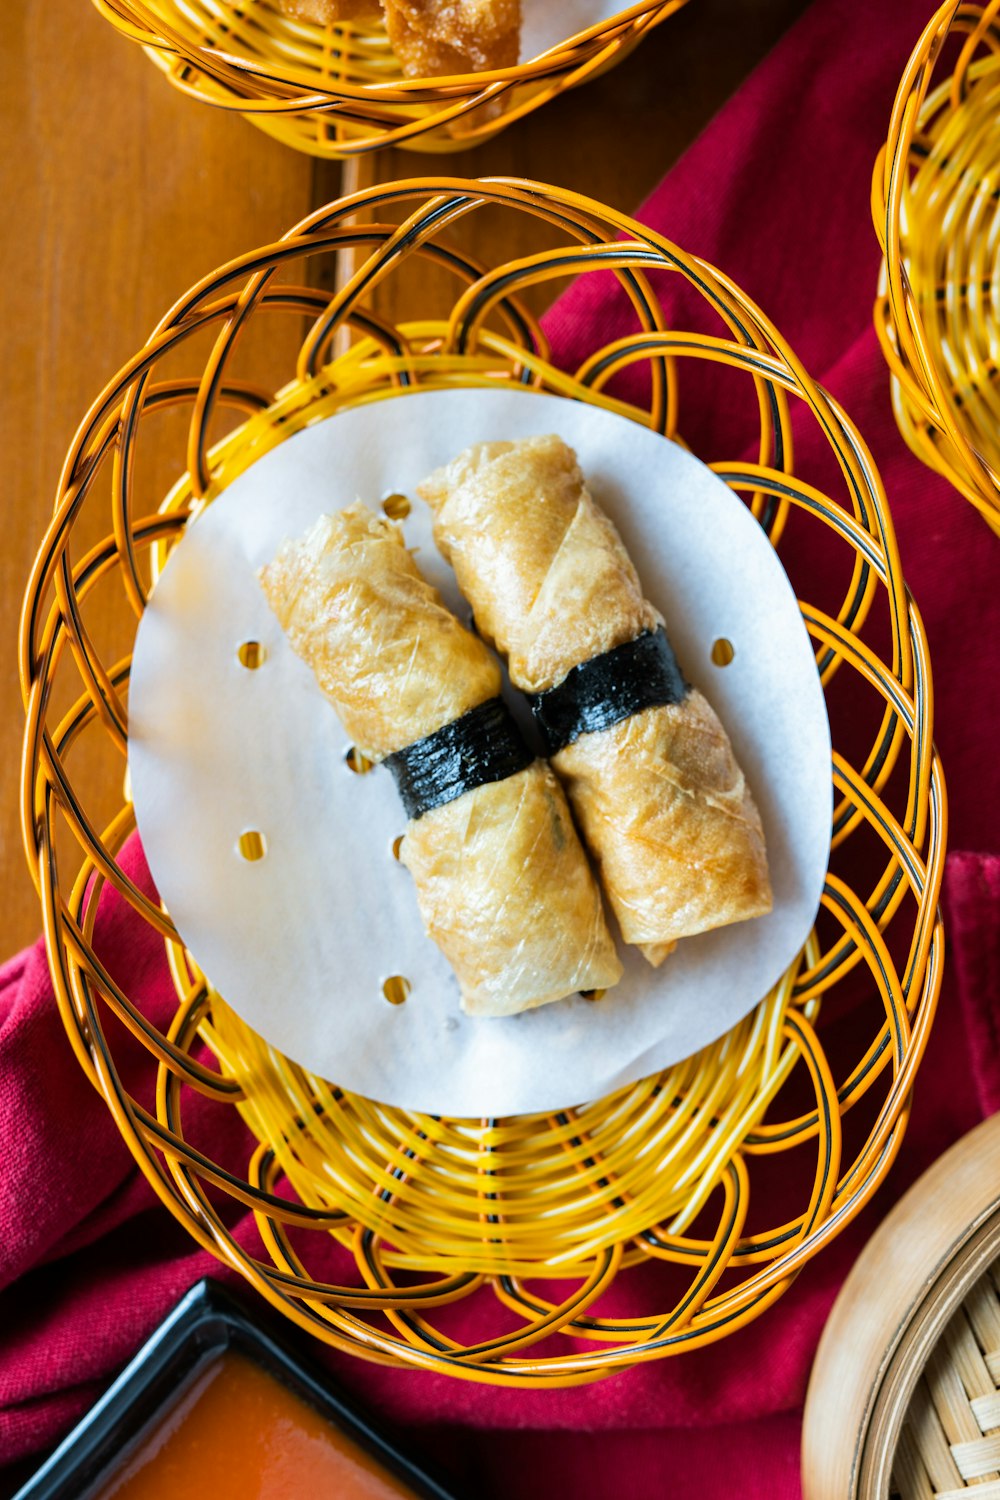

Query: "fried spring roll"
left=418, top=436, right=773, bottom=965
left=382, top=0, right=520, bottom=76
left=275, top=0, right=520, bottom=80
left=259, top=503, right=621, bottom=1016
left=277, top=0, right=380, bottom=24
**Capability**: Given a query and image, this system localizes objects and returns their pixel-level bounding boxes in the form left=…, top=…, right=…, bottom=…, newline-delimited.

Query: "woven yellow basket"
left=91, top=0, right=689, bottom=156
left=20, top=177, right=946, bottom=1383
left=874, top=0, right=1000, bottom=537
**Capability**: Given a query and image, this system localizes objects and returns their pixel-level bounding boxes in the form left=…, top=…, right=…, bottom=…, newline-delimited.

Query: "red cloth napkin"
left=4, top=0, right=1000, bottom=1494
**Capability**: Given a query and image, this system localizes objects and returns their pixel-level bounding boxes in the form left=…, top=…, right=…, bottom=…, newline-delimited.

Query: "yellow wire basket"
left=874, top=0, right=1000, bottom=537
left=91, top=0, right=689, bottom=156
left=20, top=177, right=946, bottom=1383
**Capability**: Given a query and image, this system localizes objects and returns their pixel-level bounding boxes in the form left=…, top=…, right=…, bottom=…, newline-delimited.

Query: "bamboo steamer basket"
left=804, top=1112, right=1000, bottom=1498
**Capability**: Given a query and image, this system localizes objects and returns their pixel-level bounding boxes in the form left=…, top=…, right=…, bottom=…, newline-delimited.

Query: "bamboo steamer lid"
left=802, top=1113, right=1000, bottom=1498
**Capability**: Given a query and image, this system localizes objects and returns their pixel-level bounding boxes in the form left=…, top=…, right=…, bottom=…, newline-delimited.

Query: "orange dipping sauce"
left=96, top=1352, right=422, bottom=1500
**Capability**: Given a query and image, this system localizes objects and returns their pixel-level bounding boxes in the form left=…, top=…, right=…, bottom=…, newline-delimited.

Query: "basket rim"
left=803, top=1113, right=1000, bottom=1500
left=96, top=0, right=682, bottom=98
left=873, top=0, right=1000, bottom=526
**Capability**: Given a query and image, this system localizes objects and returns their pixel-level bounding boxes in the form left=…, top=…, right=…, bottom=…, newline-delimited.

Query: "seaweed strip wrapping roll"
left=259, top=504, right=622, bottom=1017
left=418, top=436, right=773, bottom=966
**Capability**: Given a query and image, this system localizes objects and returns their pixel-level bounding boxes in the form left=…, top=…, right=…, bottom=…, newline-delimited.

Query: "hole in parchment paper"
left=237, top=641, right=266, bottom=669
left=391, top=835, right=405, bottom=861
left=580, top=988, right=607, bottom=1003
left=238, top=830, right=267, bottom=861
left=345, top=746, right=375, bottom=775
left=382, top=975, right=411, bottom=1006
left=711, top=638, right=735, bottom=666
left=382, top=493, right=411, bottom=520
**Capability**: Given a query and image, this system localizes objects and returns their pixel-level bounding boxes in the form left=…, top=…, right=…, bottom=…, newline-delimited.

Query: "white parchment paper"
left=521, top=2, right=643, bottom=62
left=129, top=389, right=831, bottom=1116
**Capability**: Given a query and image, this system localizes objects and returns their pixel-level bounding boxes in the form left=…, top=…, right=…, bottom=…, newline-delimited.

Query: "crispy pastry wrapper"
left=275, top=0, right=520, bottom=80
left=259, top=503, right=621, bottom=1014
left=278, top=0, right=381, bottom=24
left=401, top=763, right=622, bottom=1016
left=382, top=0, right=521, bottom=77
left=418, top=436, right=773, bottom=963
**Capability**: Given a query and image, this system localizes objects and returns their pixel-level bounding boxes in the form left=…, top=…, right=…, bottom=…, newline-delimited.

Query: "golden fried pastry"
left=260, top=503, right=621, bottom=1016
left=382, top=0, right=520, bottom=76
left=419, top=436, right=773, bottom=965
left=278, top=0, right=380, bottom=24
left=275, top=0, right=520, bottom=80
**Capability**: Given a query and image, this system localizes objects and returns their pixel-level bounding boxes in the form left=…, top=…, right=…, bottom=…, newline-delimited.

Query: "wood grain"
left=316, top=0, right=812, bottom=325
left=1, top=0, right=810, bottom=955
left=0, top=0, right=317, bottom=953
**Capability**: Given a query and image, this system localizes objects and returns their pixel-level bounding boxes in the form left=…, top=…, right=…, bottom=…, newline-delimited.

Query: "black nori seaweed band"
left=526, top=627, right=689, bottom=756
left=383, top=697, right=534, bottom=821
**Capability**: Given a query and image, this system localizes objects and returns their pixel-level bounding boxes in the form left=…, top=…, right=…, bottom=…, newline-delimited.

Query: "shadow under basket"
left=90, top=0, right=689, bottom=156
left=874, top=0, right=1000, bottom=537
left=19, top=176, right=946, bottom=1384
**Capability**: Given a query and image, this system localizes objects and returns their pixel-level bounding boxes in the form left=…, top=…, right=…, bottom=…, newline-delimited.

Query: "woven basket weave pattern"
left=19, top=179, right=945, bottom=1382
left=90, top=0, right=688, bottom=155
left=894, top=1267, right=1000, bottom=1497
left=874, top=0, right=1000, bottom=536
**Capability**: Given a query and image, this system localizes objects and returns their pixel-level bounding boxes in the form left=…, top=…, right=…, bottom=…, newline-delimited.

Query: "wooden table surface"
left=0, top=0, right=810, bottom=956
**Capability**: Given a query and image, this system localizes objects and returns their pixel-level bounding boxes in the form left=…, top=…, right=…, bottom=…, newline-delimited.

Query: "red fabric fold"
left=3, top=0, right=1000, bottom=1494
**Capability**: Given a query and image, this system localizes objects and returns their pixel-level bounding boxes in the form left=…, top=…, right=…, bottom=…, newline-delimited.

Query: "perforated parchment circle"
left=128, top=388, right=830, bottom=1115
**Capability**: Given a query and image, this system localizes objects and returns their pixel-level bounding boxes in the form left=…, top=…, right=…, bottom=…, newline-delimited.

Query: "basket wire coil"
left=20, top=179, right=946, bottom=1383
left=874, top=0, right=1000, bottom=537
left=90, top=0, right=689, bottom=156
